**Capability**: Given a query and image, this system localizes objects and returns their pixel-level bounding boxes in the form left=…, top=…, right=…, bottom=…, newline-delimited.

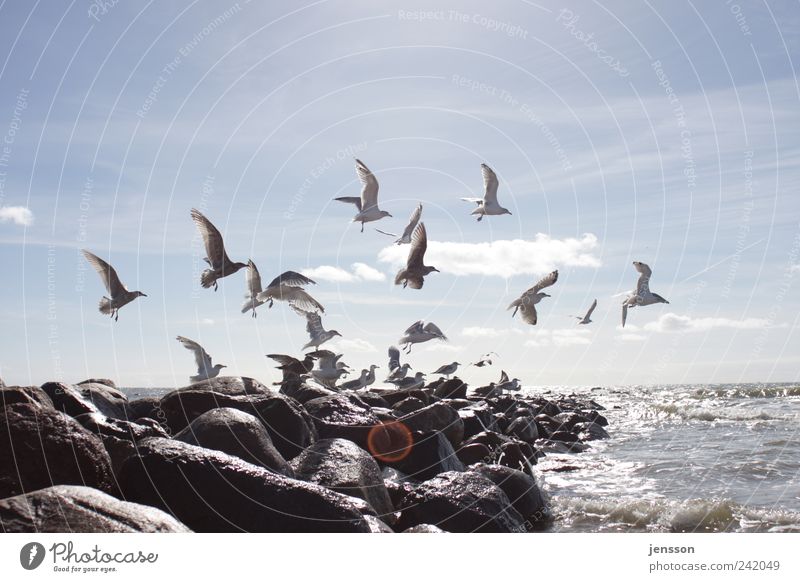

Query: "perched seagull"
left=386, top=364, right=412, bottom=383
left=471, top=352, right=498, bottom=367
left=256, top=270, right=323, bottom=313
left=508, top=270, right=559, bottom=326
left=573, top=299, right=598, bottom=325
left=334, top=159, right=392, bottom=232
left=266, top=353, right=315, bottom=384
left=394, top=223, right=439, bottom=289
left=622, top=261, right=669, bottom=327
left=461, top=163, right=512, bottom=221
left=432, top=361, right=460, bottom=378
left=176, top=336, right=226, bottom=383
left=399, top=321, right=447, bottom=353
left=81, top=250, right=147, bottom=321
left=309, top=350, right=349, bottom=388
left=496, top=370, right=521, bottom=393
left=338, top=365, right=379, bottom=391
left=376, top=203, right=423, bottom=244
left=294, top=307, right=342, bottom=350
left=190, top=208, right=248, bottom=291
left=393, top=372, right=426, bottom=391
left=386, top=346, right=411, bottom=382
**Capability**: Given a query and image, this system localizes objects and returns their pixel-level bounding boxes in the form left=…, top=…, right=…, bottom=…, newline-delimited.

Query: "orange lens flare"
left=367, top=421, right=413, bottom=463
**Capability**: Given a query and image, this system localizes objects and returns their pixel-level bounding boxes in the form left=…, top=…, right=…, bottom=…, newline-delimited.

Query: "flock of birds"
left=81, top=159, right=669, bottom=389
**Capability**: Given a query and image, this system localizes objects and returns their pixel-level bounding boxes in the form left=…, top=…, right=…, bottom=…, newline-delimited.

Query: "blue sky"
left=0, top=0, right=798, bottom=388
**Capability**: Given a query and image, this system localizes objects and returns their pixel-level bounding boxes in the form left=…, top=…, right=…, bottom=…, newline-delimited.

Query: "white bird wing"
left=190, top=208, right=230, bottom=270
left=404, top=320, right=425, bottom=335
left=244, top=260, right=263, bottom=299
left=622, top=302, right=629, bottom=327
left=634, top=262, right=652, bottom=295
left=423, top=322, right=447, bottom=340
left=388, top=346, right=401, bottom=370
left=461, top=197, right=483, bottom=205
left=267, top=270, right=316, bottom=289
left=433, top=363, right=448, bottom=374
left=519, top=303, right=538, bottom=325
left=585, top=299, right=598, bottom=319
left=335, top=196, right=362, bottom=211
left=308, top=349, right=337, bottom=369
left=356, top=158, right=379, bottom=210
left=400, top=204, right=423, bottom=240
left=520, top=270, right=559, bottom=300
left=481, top=163, right=500, bottom=204
left=406, top=222, right=428, bottom=269
left=82, top=250, right=125, bottom=296
left=176, top=335, right=212, bottom=372
left=375, top=228, right=398, bottom=237
left=266, top=354, right=300, bottom=367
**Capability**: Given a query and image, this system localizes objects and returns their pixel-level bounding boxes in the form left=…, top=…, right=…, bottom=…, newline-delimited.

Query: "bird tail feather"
left=98, top=297, right=113, bottom=314
left=200, top=270, right=216, bottom=288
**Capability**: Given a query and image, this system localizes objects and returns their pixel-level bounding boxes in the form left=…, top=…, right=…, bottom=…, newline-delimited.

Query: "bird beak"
left=141, top=293, right=148, bottom=297
left=221, top=365, right=227, bottom=368
left=433, top=267, right=440, bottom=272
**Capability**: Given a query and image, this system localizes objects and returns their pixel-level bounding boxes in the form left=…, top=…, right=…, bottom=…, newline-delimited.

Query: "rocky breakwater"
left=0, top=376, right=608, bottom=532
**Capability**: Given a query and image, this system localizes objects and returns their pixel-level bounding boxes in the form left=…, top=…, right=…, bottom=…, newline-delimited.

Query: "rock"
left=395, top=471, right=525, bottom=533
left=173, top=408, right=293, bottom=476
left=364, top=515, right=394, bottom=533
left=382, top=467, right=415, bottom=510
left=119, top=438, right=372, bottom=532
left=77, top=378, right=117, bottom=388
left=456, top=442, right=493, bottom=466
left=127, top=397, right=165, bottom=423
left=41, top=381, right=101, bottom=417
left=402, top=524, right=446, bottom=533
left=397, top=402, right=464, bottom=448
left=0, top=485, right=191, bottom=533
left=549, top=430, right=581, bottom=443
left=279, top=381, right=337, bottom=404
left=392, top=397, right=426, bottom=415
left=0, top=385, right=54, bottom=409
left=303, top=393, right=380, bottom=450
left=390, top=431, right=465, bottom=481
left=554, top=412, right=592, bottom=432
left=73, top=382, right=130, bottom=420
left=0, top=404, right=116, bottom=498
left=471, top=464, right=551, bottom=529
left=445, top=399, right=475, bottom=410
left=179, top=376, right=271, bottom=396
left=356, top=391, right=390, bottom=409
left=431, top=377, right=468, bottom=399
left=290, top=439, right=394, bottom=520
left=459, top=407, right=498, bottom=440
left=505, top=416, right=539, bottom=443
left=471, top=384, right=502, bottom=398
left=574, top=421, right=610, bottom=440
left=380, top=389, right=430, bottom=408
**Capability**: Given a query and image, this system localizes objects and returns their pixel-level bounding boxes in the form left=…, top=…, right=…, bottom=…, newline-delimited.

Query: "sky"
left=0, top=0, right=798, bottom=389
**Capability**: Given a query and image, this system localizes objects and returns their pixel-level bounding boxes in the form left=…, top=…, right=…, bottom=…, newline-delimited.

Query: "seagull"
left=461, top=163, right=512, bottom=221
left=176, top=335, right=226, bottom=383
left=386, top=364, right=412, bottom=383
left=255, top=270, right=323, bottom=313
left=266, top=353, right=315, bottom=384
left=376, top=203, right=423, bottom=244
left=294, top=307, right=342, bottom=350
left=393, top=372, right=426, bottom=390
left=496, top=370, right=521, bottom=393
left=394, top=223, right=439, bottom=289
left=471, top=352, right=498, bottom=367
left=508, top=270, right=558, bottom=326
left=309, top=349, right=349, bottom=388
left=622, top=261, right=669, bottom=327
left=432, top=361, right=460, bottom=378
left=399, top=321, right=447, bottom=353
left=334, top=159, right=392, bottom=232
left=338, top=365, right=379, bottom=391
left=573, top=299, right=598, bottom=325
left=81, top=250, right=147, bottom=321
left=190, top=208, right=248, bottom=291
left=241, top=260, right=266, bottom=317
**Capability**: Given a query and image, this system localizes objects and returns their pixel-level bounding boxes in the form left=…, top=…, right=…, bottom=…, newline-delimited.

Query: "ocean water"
left=121, top=383, right=800, bottom=533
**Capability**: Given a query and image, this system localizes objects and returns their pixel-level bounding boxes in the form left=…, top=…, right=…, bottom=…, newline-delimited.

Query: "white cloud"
left=0, top=206, right=34, bottom=226
left=302, top=262, right=386, bottom=283
left=423, top=343, right=461, bottom=353
left=377, top=233, right=600, bottom=279
left=462, top=326, right=522, bottom=338
left=790, top=264, right=800, bottom=274
left=643, top=313, right=772, bottom=333
left=618, top=333, right=647, bottom=342
left=524, top=328, right=591, bottom=347
left=331, top=338, right=378, bottom=353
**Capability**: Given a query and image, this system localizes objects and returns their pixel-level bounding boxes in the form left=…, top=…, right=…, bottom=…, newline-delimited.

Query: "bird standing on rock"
left=81, top=250, right=147, bottom=321
left=432, top=361, right=460, bottom=378
left=190, top=208, right=248, bottom=291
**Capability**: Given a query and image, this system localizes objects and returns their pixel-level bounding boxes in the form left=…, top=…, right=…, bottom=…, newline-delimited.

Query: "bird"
left=256, top=270, right=323, bottom=313
left=176, top=335, right=226, bottom=383
left=574, top=299, right=598, bottom=325
left=376, top=203, right=422, bottom=244
left=308, top=349, right=349, bottom=388
left=432, top=361, right=460, bottom=378
left=334, top=159, right=392, bottom=232
left=190, top=208, right=248, bottom=291
left=385, top=346, right=411, bottom=382
left=508, top=270, right=558, bottom=326
left=266, top=353, right=315, bottom=384
left=471, top=352, right=498, bottom=367
left=393, top=372, right=426, bottom=390
left=294, top=306, right=342, bottom=350
left=496, top=370, right=521, bottom=393
left=394, top=223, right=439, bottom=289
left=461, top=163, right=512, bottom=221
left=338, top=364, right=379, bottom=391
left=81, top=250, right=147, bottom=321
left=622, top=261, right=669, bottom=327
left=386, top=364, right=412, bottom=383
left=241, top=260, right=266, bottom=317
left=398, top=321, right=447, bottom=353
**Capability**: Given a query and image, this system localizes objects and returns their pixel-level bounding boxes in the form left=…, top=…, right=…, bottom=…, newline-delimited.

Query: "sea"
left=121, top=382, right=800, bottom=533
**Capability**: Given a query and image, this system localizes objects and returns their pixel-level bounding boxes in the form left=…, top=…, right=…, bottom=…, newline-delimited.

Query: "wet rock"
left=397, top=402, right=464, bottom=448
left=554, top=412, right=592, bottom=432
left=380, top=389, right=430, bottom=408
left=549, top=430, right=581, bottom=443
left=430, top=378, right=468, bottom=400
left=77, top=378, right=117, bottom=389
left=279, top=381, right=336, bottom=404
left=389, top=431, right=465, bottom=481
left=303, top=393, right=380, bottom=450
left=574, top=421, right=610, bottom=441
left=41, top=382, right=101, bottom=417
left=127, top=397, right=165, bottom=424
left=471, top=464, right=551, bottom=529
left=382, top=467, right=416, bottom=510
left=395, top=471, right=525, bottom=533
left=72, top=382, right=130, bottom=420
left=364, top=515, right=394, bottom=533
left=0, top=385, right=53, bottom=409
left=0, top=485, right=191, bottom=533
left=179, top=376, right=271, bottom=396
left=119, top=438, right=371, bottom=532
left=471, top=384, right=502, bottom=398
left=455, top=442, right=493, bottom=466
left=402, top=524, right=446, bottom=533
left=173, top=408, right=293, bottom=476
left=0, top=404, right=115, bottom=498
left=505, top=416, right=539, bottom=443
left=459, top=407, right=498, bottom=439
left=392, top=397, right=426, bottom=415
left=354, top=391, right=389, bottom=409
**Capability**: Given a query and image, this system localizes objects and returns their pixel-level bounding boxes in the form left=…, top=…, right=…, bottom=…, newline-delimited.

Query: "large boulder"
left=392, top=397, right=426, bottom=415
left=279, top=381, right=336, bottom=404
left=67, top=382, right=130, bottom=420
left=459, top=406, right=498, bottom=439
left=0, top=404, right=116, bottom=498
left=0, top=385, right=54, bottom=409
left=173, top=408, right=293, bottom=476
left=127, top=397, right=167, bottom=425
left=402, top=524, right=446, bottom=533
left=471, top=464, right=551, bottom=529
left=119, top=438, right=372, bottom=532
left=0, top=485, right=191, bottom=533
left=397, top=402, right=464, bottom=448
left=505, top=416, right=539, bottom=443
left=389, top=431, right=465, bottom=481
left=290, top=439, right=393, bottom=520
left=178, top=376, right=271, bottom=396
left=380, top=389, right=430, bottom=408
left=41, top=382, right=102, bottom=417
left=431, top=378, right=468, bottom=400
left=303, top=393, right=381, bottom=449
left=395, top=471, right=525, bottom=533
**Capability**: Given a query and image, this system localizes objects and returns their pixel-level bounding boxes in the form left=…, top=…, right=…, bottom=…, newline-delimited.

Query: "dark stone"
left=505, top=416, right=539, bottom=443
left=0, top=385, right=54, bottom=409
left=119, top=438, right=372, bottom=532
left=290, top=438, right=394, bottom=520
left=554, top=412, right=592, bottom=432
left=397, top=402, right=464, bottom=448
left=364, top=515, right=394, bottom=533
left=380, top=389, right=430, bottom=408
left=549, top=430, right=581, bottom=443
left=127, top=397, right=164, bottom=423
left=402, top=524, right=446, bottom=533
left=0, top=404, right=116, bottom=498
left=73, top=382, right=130, bottom=420
left=41, top=382, right=101, bottom=418
left=390, top=431, right=465, bottom=481
left=382, top=467, right=415, bottom=510
left=392, top=397, right=426, bottom=415
left=173, top=408, right=293, bottom=476
left=446, top=399, right=475, bottom=410
left=456, top=442, right=493, bottom=466
left=77, top=378, right=117, bottom=388
left=471, top=384, right=502, bottom=398
left=279, top=381, right=337, bottom=404
left=573, top=421, right=610, bottom=441
left=395, top=471, right=525, bottom=533
left=178, top=376, right=271, bottom=396
left=303, top=393, right=380, bottom=450
left=0, top=485, right=191, bottom=533
left=471, top=464, right=551, bottom=529
left=459, top=407, right=497, bottom=439
left=431, top=378, right=468, bottom=400
left=353, top=391, right=389, bottom=409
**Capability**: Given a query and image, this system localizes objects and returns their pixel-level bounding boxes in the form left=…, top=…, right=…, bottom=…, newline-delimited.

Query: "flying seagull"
left=81, top=250, right=147, bottom=321
left=432, top=361, right=460, bottom=378
left=334, top=159, right=392, bottom=232
left=293, top=306, right=341, bottom=350
left=471, top=352, right=498, bottom=367
left=266, top=353, right=315, bottom=384
left=176, top=335, right=226, bottom=383
left=385, top=345, right=411, bottom=382
left=190, top=208, right=248, bottom=291
left=508, top=270, right=558, bottom=326
left=376, top=203, right=423, bottom=244
left=394, top=223, right=439, bottom=289
left=574, top=299, right=598, bottom=325
left=622, top=261, right=669, bottom=327
left=399, top=321, right=447, bottom=353
left=309, top=349, right=349, bottom=388
left=461, top=163, right=512, bottom=221
left=255, top=270, right=323, bottom=313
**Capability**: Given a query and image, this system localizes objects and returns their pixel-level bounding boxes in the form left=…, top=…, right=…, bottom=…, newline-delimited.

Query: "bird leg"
left=213, top=280, right=218, bottom=292
left=477, top=215, right=483, bottom=222
left=114, top=310, right=119, bottom=322
left=360, top=221, right=364, bottom=233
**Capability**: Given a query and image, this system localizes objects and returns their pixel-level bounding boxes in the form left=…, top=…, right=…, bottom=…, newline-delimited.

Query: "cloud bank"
left=643, top=313, right=772, bottom=333
left=302, top=262, right=386, bottom=283
left=0, top=206, right=34, bottom=226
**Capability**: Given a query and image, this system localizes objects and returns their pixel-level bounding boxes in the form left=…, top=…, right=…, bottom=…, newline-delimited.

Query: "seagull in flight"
left=394, top=223, right=439, bottom=289
left=508, top=270, right=558, bottom=326
left=461, top=163, right=512, bottom=221
left=622, top=261, right=669, bottom=327
left=190, top=208, right=248, bottom=291
left=334, top=159, right=392, bottom=232
left=573, top=299, right=598, bottom=325
left=255, top=269, right=323, bottom=314
left=376, top=203, right=423, bottom=244
left=470, top=352, right=498, bottom=367
left=82, top=250, right=147, bottom=321
left=385, top=346, right=411, bottom=382
left=266, top=353, right=315, bottom=384
left=399, top=321, right=447, bottom=353
left=308, top=349, right=349, bottom=388
left=176, top=335, right=226, bottom=383
left=293, top=306, right=342, bottom=350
